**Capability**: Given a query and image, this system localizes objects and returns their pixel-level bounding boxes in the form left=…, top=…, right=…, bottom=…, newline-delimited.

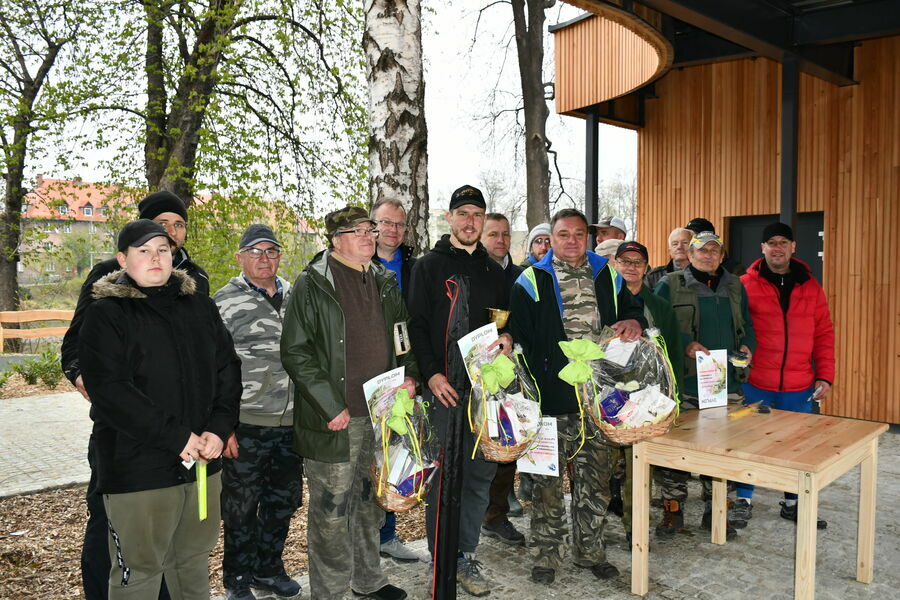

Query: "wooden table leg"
left=710, top=477, right=727, bottom=545
left=631, top=442, right=650, bottom=596
left=795, top=471, right=818, bottom=600
left=857, top=438, right=878, bottom=583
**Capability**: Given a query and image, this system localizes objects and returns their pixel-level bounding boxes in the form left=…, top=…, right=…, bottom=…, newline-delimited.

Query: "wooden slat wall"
left=553, top=12, right=670, bottom=115
left=636, top=36, right=900, bottom=424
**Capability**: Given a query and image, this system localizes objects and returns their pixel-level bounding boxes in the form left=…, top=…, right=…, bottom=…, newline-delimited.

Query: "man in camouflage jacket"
left=213, top=224, right=302, bottom=600
left=507, top=209, right=645, bottom=586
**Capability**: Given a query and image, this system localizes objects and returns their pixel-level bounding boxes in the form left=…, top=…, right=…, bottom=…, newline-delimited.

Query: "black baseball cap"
left=239, top=224, right=281, bottom=249
left=138, top=191, right=188, bottom=222
left=761, top=222, right=794, bottom=243
left=449, top=185, right=486, bottom=211
left=117, top=219, right=175, bottom=252
left=615, top=241, right=649, bottom=261
left=685, top=217, right=715, bottom=234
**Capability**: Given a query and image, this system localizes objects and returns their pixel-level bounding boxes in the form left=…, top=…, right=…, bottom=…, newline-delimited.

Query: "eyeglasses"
left=532, top=237, right=551, bottom=246
left=375, top=219, right=406, bottom=230
left=616, top=258, right=647, bottom=268
left=336, top=227, right=379, bottom=238
left=241, top=248, right=281, bottom=259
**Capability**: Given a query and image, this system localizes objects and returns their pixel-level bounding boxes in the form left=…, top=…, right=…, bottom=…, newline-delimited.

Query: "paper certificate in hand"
left=517, top=417, right=559, bottom=477
left=456, top=322, right=499, bottom=387
left=363, top=366, right=406, bottom=428
left=696, top=349, right=728, bottom=408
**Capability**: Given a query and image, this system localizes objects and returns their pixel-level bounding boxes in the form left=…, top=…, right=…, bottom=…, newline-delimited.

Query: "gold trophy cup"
left=487, top=307, right=510, bottom=329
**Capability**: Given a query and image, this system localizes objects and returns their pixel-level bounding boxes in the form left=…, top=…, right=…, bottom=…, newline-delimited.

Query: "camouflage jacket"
left=214, top=275, right=293, bottom=427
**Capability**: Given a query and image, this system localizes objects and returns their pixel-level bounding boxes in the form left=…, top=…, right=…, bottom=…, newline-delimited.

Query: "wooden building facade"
left=551, top=1, right=900, bottom=424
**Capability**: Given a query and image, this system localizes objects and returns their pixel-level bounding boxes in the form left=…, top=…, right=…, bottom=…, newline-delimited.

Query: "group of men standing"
left=63, top=185, right=835, bottom=600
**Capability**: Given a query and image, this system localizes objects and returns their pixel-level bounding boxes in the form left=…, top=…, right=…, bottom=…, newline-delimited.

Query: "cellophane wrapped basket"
left=468, top=346, right=543, bottom=463
left=585, top=328, right=679, bottom=445
left=371, top=389, right=439, bottom=512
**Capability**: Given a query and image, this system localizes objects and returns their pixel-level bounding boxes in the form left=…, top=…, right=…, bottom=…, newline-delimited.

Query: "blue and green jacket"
left=508, top=250, right=647, bottom=416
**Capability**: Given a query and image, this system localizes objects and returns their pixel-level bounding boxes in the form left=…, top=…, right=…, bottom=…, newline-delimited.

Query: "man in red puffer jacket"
left=731, top=222, right=835, bottom=530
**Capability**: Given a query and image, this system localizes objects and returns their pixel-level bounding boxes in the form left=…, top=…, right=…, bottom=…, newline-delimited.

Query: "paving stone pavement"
left=0, top=392, right=91, bottom=497
left=2, top=393, right=897, bottom=598
left=220, top=426, right=900, bottom=600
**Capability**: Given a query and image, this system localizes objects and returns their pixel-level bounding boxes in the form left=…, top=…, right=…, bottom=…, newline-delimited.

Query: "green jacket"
left=655, top=268, right=756, bottom=396
left=281, top=250, right=420, bottom=463
left=636, top=284, right=685, bottom=400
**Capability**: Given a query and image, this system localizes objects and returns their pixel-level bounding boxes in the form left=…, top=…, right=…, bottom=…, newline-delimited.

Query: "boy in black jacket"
left=79, top=220, right=241, bottom=600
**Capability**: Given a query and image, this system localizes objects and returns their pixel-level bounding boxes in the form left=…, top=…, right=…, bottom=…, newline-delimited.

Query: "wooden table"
left=631, top=407, right=888, bottom=599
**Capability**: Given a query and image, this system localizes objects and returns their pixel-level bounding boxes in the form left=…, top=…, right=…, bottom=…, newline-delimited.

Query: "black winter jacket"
left=61, top=248, right=209, bottom=386
left=79, top=269, right=241, bottom=494
left=407, top=236, right=510, bottom=385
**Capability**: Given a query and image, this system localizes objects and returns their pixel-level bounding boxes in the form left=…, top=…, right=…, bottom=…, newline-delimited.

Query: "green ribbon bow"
left=480, top=353, right=516, bottom=394
left=386, top=388, right=414, bottom=435
left=557, top=339, right=605, bottom=386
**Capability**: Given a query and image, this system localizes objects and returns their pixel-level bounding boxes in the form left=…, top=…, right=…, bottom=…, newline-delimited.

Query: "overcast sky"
left=422, top=1, right=637, bottom=218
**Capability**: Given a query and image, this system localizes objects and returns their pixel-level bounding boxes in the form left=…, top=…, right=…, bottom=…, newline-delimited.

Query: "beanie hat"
left=526, top=223, right=551, bottom=250
left=138, top=191, right=188, bottom=222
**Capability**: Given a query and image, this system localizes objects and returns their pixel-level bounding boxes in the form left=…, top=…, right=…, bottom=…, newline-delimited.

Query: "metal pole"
left=585, top=107, right=600, bottom=247
left=780, top=55, right=800, bottom=232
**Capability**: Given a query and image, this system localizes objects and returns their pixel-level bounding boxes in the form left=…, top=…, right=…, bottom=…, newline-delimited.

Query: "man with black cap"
left=281, top=206, right=418, bottom=600
left=732, top=222, right=834, bottom=529
left=213, top=225, right=302, bottom=600
left=78, top=219, right=241, bottom=599
left=61, top=190, right=210, bottom=600
left=407, top=184, right=512, bottom=596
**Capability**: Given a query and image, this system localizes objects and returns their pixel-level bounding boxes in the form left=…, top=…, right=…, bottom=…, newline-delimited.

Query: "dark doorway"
left=728, top=212, right=824, bottom=282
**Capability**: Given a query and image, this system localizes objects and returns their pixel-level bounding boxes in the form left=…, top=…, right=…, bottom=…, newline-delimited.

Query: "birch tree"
left=364, top=0, right=429, bottom=253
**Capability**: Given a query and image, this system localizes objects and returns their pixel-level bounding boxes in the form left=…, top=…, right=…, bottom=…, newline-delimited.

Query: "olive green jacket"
left=281, top=250, right=419, bottom=463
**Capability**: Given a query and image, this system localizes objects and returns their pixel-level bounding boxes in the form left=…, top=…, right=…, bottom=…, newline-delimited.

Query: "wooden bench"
left=0, top=309, right=74, bottom=353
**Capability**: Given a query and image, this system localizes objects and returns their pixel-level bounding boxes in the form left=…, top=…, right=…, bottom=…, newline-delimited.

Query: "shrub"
left=9, top=348, right=63, bottom=388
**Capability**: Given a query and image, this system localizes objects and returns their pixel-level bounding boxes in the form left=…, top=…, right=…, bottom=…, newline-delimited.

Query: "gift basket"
left=467, top=345, right=543, bottom=463
left=371, top=388, right=439, bottom=512
left=559, top=328, right=679, bottom=448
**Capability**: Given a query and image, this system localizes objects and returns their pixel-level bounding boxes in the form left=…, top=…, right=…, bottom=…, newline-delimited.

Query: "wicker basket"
left=473, top=380, right=540, bottom=463
left=586, top=335, right=678, bottom=446
left=371, top=464, right=425, bottom=513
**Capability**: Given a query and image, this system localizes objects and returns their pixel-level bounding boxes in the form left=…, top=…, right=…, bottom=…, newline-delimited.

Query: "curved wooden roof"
left=551, top=3, right=673, bottom=116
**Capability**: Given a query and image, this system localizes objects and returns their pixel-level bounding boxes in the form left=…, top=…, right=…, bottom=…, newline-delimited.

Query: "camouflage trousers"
left=222, top=424, right=302, bottom=590
left=305, top=417, right=387, bottom=600
left=531, top=413, right=613, bottom=570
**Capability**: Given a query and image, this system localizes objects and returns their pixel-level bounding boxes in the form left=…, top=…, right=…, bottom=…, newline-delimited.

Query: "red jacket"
left=741, top=258, right=835, bottom=392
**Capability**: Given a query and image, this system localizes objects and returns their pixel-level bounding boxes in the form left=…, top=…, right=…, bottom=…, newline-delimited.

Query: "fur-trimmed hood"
left=91, top=268, right=197, bottom=300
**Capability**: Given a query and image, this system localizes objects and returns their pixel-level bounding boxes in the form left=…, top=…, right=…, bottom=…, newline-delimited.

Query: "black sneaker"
left=352, top=584, right=408, bottom=600
left=780, top=501, right=827, bottom=529
left=729, top=498, right=752, bottom=529
left=225, top=583, right=256, bottom=600
left=481, top=519, right=525, bottom=545
left=252, top=574, right=300, bottom=597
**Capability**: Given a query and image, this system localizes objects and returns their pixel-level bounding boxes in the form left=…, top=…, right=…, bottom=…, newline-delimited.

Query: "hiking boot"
left=507, top=491, right=524, bottom=518
left=457, top=553, right=492, bottom=596
left=700, top=500, right=737, bottom=540
left=608, top=474, right=624, bottom=517
left=481, top=520, right=525, bottom=545
left=380, top=537, right=426, bottom=562
left=252, top=574, right=301, bottom=597
left=729, top=498, right=752, bottom=529
left=780, top=501, right=827, bottom=529
left=655, top=499, right=684, bottom=538
left=352, top=584, right=408, bottom=600
left=226, top=583, right=256, bottom=600
left=530, top=566, right=555, bottom=585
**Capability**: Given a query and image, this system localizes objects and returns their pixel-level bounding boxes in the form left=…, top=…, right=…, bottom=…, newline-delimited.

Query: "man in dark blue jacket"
left=508, top=208, right=644, bottom=586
